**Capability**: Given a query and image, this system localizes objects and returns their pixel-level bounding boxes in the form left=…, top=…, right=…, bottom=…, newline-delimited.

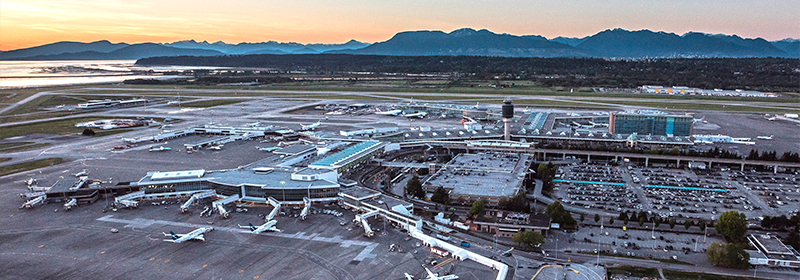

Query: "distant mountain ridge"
left=331, top=28, right=590, bottom=57
left=1, top=28, right=796, bottom=60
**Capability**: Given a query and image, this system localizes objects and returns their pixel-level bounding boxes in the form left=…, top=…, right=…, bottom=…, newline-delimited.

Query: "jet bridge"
left=353, top=209, right=381, bottom=237
left=115, top=190, right=144, bottom=208
left=300, top=197, right=311, bottom=221
left=21, top=195, right=46, bottom=209
left=265, top=197, right=281, bottom=221
left=64, top=198, right=77, bottom=210
left=212, top=194, right=240, bottom=219
left=180, top=190, right=217, bottom=213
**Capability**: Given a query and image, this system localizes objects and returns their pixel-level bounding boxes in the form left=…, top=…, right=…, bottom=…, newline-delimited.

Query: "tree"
left=785, top=231, right=800, bottom=251
left=623, top=215, right=629, bottom=225
left=469, top=200, right=485, bottom=216
left=580, top=213, right=585, bottom=223
left=609, top=217, right=614, bottom=225
left=707, top=242, right=750, bottom=269
left=406, top=175, right=425, bottom=199
left=684, top=219, right=693, bottom=230
left=431, top=186, right=450, bottom=205
left=669, top=218, right=676, bottom=229
left=545, top=201, right=576, bottom=229
left=715, top=211, right=748, bottom=243
left=654, top=217, right=661, bottom=228
left=699, top=219, right=707, bottom=232
left=638, top=216, right=646, bottom=227
left=513, top=231, right=545, bottom=247
left=594, top=214, right=600, bottom=223
left=537, top=162, right=557, bottom=194
left=82, top=128, right=95, bottom=136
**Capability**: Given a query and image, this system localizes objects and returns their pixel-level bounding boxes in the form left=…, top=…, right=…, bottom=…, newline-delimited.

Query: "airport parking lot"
left=555, top=163, right=800, bottom=221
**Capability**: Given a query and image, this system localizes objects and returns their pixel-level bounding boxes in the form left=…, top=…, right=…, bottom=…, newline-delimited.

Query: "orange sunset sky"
left=1, top=0, right=798, bottom=51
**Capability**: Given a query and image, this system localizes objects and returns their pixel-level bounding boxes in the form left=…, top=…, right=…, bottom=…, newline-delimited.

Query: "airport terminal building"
left=610, top=111, right=693, bottom=136
left=130, top=167, right=341, bottom=204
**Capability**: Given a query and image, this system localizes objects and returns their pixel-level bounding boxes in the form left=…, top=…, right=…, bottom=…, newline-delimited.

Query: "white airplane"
left=375, top=108, right=403, bottom=116
left=149, top=146, right=172, bottom=152
left=247, top=121, right=262, bottom=127
left=25, top=178, right=36, bottom=186
left=757, top=135, right=773, bottom=140
left=405, top=267, right=458, bottom=280
left=239, top=220, right=281, bottom=234
left=767, top=117, right=776, bottom=121
left=73, top=170, right=87, bottom=177
left=207, top=145, right=222, bottom=150
left=403, top=112, right=427, bottom=118
left=300, top=121, right=322, bottom=131
left=162, top=227, right=213, bottom=243
left=167, top=101, right=178, bottom=105
left=256, top=146, right=281, bottom=152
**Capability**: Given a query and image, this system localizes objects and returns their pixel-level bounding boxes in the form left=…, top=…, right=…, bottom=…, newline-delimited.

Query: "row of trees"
left=137, top=55, right=800, bottom=92
left=746, top=150, right=800, bottom=163
left=707, top=211, right=750, bottom=269
left=545, top=201, right=577, bottom=229
left=537, top=162, right=557, bottom=195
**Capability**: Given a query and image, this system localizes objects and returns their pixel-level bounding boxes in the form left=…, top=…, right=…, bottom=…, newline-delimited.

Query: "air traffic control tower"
left=502, top=99, right=514, bottom=141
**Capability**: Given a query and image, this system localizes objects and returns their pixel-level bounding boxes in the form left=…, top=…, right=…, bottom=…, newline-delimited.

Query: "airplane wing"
left=425, top=268, right=437, bottom=279
left=404, top=273, right=414, bottom=280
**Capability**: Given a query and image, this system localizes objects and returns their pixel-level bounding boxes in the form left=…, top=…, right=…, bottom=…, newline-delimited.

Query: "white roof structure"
left=150, top=170, right=205, bottom=180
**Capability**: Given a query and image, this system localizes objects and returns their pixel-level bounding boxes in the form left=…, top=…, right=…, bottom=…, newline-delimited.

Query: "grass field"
left=168, top=99, right=245, bottom=108
left=663, top=269, right=765, bottom=280
left=598, top=100, right=800, bottom=113
left=606, top=266, right=661, bottom=279
left=0, top=116, right=158, bottom=140
left=73, top=83, right=799, bottom=104
left=0, top=158, right=62, bottom=177
left=93, top=129, right=134, bottom=137
left=0, top=143, right=51, bottom=153
left=0, top=157, right=10, bottom=163
left=0, top=142, right=33, bottom=150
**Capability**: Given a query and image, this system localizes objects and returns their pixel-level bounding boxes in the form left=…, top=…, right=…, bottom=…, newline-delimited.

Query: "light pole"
left=555, top=234, right=559, bottom=260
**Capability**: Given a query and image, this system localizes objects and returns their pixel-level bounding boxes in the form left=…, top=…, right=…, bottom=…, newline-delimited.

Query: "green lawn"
left=0, top=158, right=62, bottom=177
left=599, top=100, right=800, bottom=113
left=606, top=266, right=661, bottom=279
left=0, top=143, right=51, bottom=153
left=663, top=269, right=766, bottom=280
left=0, top=142, right=33, bottom=150
left=0, top=158, right=10, bottom=163
left=0, top=116, right=160, bottom=139
left=169, top=99, right=245, bottom=108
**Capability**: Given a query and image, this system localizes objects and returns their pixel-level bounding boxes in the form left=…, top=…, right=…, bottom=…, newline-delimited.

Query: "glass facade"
left=613, top=114, right=692, bottom=136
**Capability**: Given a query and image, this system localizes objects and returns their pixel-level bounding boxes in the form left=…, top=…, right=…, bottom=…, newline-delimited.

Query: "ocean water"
left=0, top=60, right=196, bottom=89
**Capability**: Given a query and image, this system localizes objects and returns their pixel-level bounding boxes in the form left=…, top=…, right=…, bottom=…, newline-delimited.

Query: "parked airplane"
left=403, top=112, right=427, bottom=118
left=25, top=178, right=36, bottom=186
left=247, top=121, right=262, bottom=127
left=239, top=220, right=281, bottom=234
left=256, top=147, right=281, bottom=152
left=73, top=170, right=87, bottom=177
left=162, top=227, right=213, bottom=243
left=207, top=145, right=222, bottom=150
left=405, top=267, right=458, bottom=280
left=300, top=121, right=322, bottom=131
left=757, top=135, right=773, bottom=140
left=375, top=108, right=403, bottom=116
left=149, top=146, right=172, bottom=152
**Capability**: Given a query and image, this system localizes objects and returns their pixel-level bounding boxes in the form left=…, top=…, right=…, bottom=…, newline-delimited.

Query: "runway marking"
left=98, top=215, right=379, bottom=262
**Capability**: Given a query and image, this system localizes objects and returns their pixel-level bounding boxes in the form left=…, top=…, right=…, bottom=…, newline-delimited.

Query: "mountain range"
left=1, top=28, right=797, bottom=60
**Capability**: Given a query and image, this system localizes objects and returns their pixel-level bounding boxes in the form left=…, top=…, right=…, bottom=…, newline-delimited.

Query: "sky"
left=1, top=0, right=798, bottom=51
